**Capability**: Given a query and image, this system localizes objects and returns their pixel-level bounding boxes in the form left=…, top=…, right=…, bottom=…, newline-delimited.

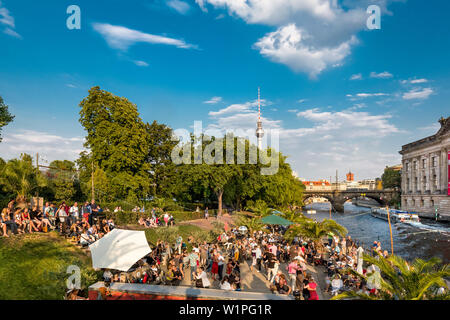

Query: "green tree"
left=0, top=154, right=46, bottom=204
left=284, top=218, right=347, bottom=245
left=145, top=120, right=178, bottom=197
left=333, top=253, right=450, bottom=300
left=382, top=167, right=401, bottom=190
left=0, top=96, right=14, bottom=142
left=79, top=87, right=151, bottom=201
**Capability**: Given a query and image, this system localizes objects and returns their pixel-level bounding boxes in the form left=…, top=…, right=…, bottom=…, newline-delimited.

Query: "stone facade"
left=399, top=116, right=450, bottom=219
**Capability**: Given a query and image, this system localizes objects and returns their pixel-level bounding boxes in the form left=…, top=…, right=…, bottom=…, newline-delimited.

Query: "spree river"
left=305, top=203, right=450, bottom=264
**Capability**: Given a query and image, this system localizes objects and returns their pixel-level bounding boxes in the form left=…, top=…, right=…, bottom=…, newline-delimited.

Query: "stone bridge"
left=303, top=189, right=399, bottom=212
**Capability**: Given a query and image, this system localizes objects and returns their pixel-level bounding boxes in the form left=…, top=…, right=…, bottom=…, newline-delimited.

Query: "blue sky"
left=0, top=0, right=449, bottom=180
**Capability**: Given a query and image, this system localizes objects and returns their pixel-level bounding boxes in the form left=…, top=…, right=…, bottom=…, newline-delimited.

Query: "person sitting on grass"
left=22, top=208, right=39, bottom=233
left=13, top=209, right=26, bottom=234
left=30, top=206, right=43, bottom=231
left=34, top=206, right=53, bottom=232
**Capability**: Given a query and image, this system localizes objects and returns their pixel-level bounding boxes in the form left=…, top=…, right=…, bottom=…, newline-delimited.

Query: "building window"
left=432, top=156, right=437, bottom=167
left=433, top=174, right=437, bottom=189
left=414, top=177, right=418, bottom=190
left=420, top=199, right=424, bottom=207
left=412, top=199, right=415, bottom=206
left=407, top=178, right=410, bottom=191
left=423, top=176, right=427, bottom=189
left=405, top=162, right=409, bottom=172
left=414, top=161, right=418, bottom=171
left=422, top=158, right=427, bottom=169
left=431, top=199, right=435, bottom=207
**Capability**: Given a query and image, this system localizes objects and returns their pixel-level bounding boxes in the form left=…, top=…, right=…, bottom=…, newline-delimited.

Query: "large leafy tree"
left=79, top=87, right=151, bottom=201
left=382, top=166, right=401, bottom=190
left=46, top=160, right=79, bottom=202
left=333, top=253, right=450, bottom=300
left=0, top=96, right=14, bottom=142
left=145, top=120, right=178, bottom=197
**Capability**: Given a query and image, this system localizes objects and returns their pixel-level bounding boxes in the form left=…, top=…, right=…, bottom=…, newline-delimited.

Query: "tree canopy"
left=0, top=96, right=14, bottom=142
left=382, top=166, right=401, bottom=190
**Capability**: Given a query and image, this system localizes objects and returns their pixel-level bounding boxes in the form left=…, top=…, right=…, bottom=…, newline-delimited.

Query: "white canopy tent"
left=89, top=228, right=151, bottom=272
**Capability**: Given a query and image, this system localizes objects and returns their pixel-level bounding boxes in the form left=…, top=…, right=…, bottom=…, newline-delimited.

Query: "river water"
left=305, top=203, right=450, bottom=264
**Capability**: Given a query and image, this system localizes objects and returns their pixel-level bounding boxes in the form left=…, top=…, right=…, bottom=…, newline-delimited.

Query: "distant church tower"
left=256, top=87, right=264, bottom=150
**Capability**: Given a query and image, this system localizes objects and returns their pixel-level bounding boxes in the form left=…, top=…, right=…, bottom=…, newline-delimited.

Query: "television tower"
left=256, top=87, right=264, bottom=150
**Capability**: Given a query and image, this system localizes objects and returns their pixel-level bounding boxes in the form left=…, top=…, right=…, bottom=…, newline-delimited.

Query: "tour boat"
left=370, top=207, right=420, bottom=223
left=306, top=209, right=317, bottom=215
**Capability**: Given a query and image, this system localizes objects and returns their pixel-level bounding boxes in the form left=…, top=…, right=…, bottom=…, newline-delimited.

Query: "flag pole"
left=386, top=204, right=394, bottom=255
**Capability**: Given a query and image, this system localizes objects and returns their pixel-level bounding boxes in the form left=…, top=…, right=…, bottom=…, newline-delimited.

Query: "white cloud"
left=297, top=99, right=306, bottom=103
left=254, top=24, right=357, bottom=78
left=167, top=0, right=191, bottom=15
left=203, top=96, right=222, bottom=104
left=202, top=99, right=402, bottom=179
left=195, top=0, right=208, bottom=12
left=0, top=130, right=85, bottom=163
left=410, top=78, right=428, bottom=84
left=195, top=0, right=388, bottom=77
left=402, top=87, right=433, bottom=100
left=0, top=1, right=21, bottom=38
left=296, top=108, right=399, bottom=137
left=347, top=93, right=388, bottom=98
left=288, top=109, right=299, bottom=113
left=370, top=71, right=393, bottom=79
left=350, top=73, right=362, bottom=80
left=133, top=60, right=149, bottom=67
left=92, top=23, right=197, bottom=51
left=208, top=100, right=262, bottom=116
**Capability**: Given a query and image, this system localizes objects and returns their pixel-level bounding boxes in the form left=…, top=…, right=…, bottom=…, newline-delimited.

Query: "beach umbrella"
left=238, top=226, right=248, bottom=233
left=260, top=214, right=293, bottom=226
left=89, top=228, right=151, bottom=272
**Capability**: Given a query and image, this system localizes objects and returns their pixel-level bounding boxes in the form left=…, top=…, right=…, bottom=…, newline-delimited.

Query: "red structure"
left=88, top=282, right=292, bottom=300
left=346, top=171, right=354, bottom=182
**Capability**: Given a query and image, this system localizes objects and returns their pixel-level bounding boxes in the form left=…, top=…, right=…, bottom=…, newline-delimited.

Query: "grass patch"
left=0, top=232, right=101, bottom=300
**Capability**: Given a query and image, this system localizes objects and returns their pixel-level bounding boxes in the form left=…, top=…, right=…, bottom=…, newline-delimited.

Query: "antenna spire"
left=258, top=87, right=261, bottom=121
left=256, top=87, right=264, bottom=150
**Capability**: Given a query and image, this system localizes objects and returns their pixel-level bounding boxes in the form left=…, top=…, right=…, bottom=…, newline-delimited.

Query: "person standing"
left=217, top=252, right=225, bottom=281
left=204, top=207, right=209, bottom=220
left=287, top=260, right=300, bottom=291
left=90, top=200, right=98, bottom=226
left=188, top=250, right=199, bottom=282
left=70, top=202, right=80, bottom=224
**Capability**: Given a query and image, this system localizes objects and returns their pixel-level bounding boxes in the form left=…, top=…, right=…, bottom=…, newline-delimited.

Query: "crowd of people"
left=138, top=208, right=175, bottom=228
left=2, top=197, right=395, bottom=300
left=0, top=199, right=115, bottom=247
left=96, top=219, right=396, bottom=300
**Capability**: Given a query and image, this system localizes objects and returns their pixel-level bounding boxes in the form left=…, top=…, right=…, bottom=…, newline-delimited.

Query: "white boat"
left=370, top=208, right=420, bottom=223
left=307, top=209, right=317, bottom=215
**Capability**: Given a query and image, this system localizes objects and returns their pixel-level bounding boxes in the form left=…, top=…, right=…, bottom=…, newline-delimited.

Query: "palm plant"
left=245, top=200, right=272, bottom=218
left=280, top=209, right=308, bottom=224
left=237, top=214, right=266, bottom=233
left=0, top=154, right=46, bottom=204
left=284, top=218, right=347, bottom=244
left=332, top=253, right=450, bottom=300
